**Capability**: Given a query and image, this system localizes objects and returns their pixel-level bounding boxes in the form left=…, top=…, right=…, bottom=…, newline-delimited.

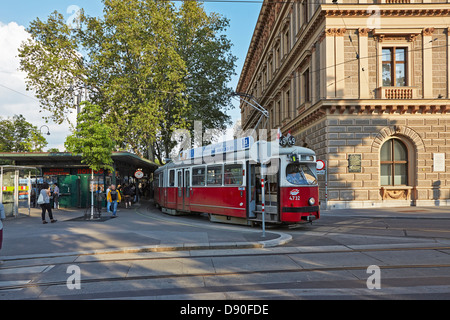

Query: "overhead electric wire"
left=1, top=40, right=447, bottom=103
left=1, top=1, right=448, bottom=101
left=0, top=83, right=39, bottom=102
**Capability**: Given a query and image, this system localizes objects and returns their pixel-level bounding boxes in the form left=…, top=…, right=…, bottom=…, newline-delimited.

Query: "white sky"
left=0, top=21, right=77, bottom=151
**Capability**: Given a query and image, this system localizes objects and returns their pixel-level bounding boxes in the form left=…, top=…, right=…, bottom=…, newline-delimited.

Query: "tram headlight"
left=308, top=197, right=315, bottom=206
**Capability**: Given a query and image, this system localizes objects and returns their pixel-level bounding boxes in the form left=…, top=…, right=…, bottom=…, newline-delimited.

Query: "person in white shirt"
left=39, top=183, right=57, bottom=224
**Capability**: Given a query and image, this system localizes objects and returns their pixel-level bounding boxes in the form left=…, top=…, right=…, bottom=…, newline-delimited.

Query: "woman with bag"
left=38, top=183, right=57, bottom=224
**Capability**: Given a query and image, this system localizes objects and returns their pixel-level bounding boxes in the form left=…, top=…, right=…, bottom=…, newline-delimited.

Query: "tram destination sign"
left=178, top=136, right=254, bottom=162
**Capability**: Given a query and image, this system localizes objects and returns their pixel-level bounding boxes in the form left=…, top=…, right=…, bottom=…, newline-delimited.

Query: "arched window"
left=380, top=138, right=408, bottom=186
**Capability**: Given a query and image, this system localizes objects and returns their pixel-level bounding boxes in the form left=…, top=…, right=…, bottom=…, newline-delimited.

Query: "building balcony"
left=376, top=86, right=418, bottom=100
left=384, top=0, right=411, bottom=3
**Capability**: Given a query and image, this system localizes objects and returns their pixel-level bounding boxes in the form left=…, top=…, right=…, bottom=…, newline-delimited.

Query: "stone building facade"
left=237, top=1, right=450, bottom=209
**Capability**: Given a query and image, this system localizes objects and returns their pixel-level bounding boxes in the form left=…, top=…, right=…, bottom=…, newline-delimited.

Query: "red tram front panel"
left=280, top=186, right=320, bottom=223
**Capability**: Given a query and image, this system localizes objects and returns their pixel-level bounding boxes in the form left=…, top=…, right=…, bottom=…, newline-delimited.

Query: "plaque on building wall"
left=433, top=153, right=445, bottom=172
left=348, top=154, right=362, bottom=173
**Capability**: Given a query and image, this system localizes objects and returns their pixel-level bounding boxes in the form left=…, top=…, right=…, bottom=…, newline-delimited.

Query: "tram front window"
left=286, top=163, right=317, bottom=185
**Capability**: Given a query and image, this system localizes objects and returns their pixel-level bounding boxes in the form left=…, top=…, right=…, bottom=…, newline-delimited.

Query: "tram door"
left=247, top=162, right=256, bottom=219
left=246, top=161, right=280, bottom=222
left=184, top=169, right=190, bottom=211
left=176, top=168, right=190, bottom=212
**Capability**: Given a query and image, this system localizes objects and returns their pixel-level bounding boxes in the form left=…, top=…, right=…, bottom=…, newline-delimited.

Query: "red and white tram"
left=153, top=137, right=319, bottom=225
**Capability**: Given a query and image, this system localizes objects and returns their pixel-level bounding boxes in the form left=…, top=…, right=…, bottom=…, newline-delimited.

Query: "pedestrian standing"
left=123, top=184, right=132, bottom=209
left=53, top=183, right=60, bottom=209
left=0, top=202, right=5, bottom=264
left=107, top=184, right=121, bottom=216
left=39, top=183, right=57, bottom=224
left=106, top=184, right=111, bottom=213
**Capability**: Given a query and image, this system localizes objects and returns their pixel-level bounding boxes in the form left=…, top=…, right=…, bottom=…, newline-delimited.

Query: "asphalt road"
left=1, top=204, right=450, bottom=302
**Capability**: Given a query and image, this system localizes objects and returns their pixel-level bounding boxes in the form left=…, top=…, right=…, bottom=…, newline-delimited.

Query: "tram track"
left=2, top=243, right=450, bottom=293
left=2, top=204, right=450, bottom=298
left=1, top=243, right=450, bottom=270
left=311, top=223, right=450, bottom=236
left=2, top=261, right=450, bottom=294
left=142, top=203, right=450, bottom=240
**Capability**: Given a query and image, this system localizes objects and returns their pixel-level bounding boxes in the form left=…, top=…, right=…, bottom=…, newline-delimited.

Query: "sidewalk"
left=0, top=200, right=291, bottom=261
left=321, top=205, right=450, bottom=219
left=2, top=201, right=449, bottom=261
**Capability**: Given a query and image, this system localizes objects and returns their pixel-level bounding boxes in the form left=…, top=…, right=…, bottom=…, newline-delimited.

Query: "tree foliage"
left=0, top=115, right=48, bottom=152
left=19, top=0, right=236, bottom=163
left=64, top=102, right=115, bottom=172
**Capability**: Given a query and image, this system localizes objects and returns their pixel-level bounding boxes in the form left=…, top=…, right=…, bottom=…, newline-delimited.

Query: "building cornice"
left=322, top=4, right=450, bottom=18
left=237, top=3, right=450, bottom=98
left=281, top=99, right=450, bottom=135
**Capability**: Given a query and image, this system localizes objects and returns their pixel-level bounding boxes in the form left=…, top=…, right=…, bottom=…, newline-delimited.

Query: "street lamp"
left=40, top=125, right=50, bottom=136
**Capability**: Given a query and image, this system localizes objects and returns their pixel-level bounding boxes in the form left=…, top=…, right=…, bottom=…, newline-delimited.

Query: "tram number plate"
left=289, top=189, right=300, bottom=201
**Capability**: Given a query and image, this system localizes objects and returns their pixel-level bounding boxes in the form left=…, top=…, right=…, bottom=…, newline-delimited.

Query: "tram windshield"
left=286, top=163, right=317, bottom=186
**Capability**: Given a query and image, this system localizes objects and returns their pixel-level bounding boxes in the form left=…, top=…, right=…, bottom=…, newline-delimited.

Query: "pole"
left=0, top=167, right=3, bottom=204
left=14, top=169, right=19, bottom=217
left=28, top=171, right=31, bottom=216
left=90, top=171, right=94, bottom=220
left=261, top=164, right=266, bottom=238
left=325, top=160, right=328, bottom=211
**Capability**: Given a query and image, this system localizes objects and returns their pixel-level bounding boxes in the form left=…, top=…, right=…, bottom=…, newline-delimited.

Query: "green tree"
left=0, top=115, right=48, bottom=152
left=64, top=102, right=115, bottom=172
left=18, top=11, right=87, bottom=125
left=79, top=0, right=188, bottom=160
left=19, top=0, right=236, bottom=163
left=153, top=1, right=237, bottom=162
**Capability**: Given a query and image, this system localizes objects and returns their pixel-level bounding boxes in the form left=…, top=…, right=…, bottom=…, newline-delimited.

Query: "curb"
left=320, top=212, right=450, bottom=220
left=0, top=232, right=292, bottom=262
left=259, top=232, right=292, bottom=248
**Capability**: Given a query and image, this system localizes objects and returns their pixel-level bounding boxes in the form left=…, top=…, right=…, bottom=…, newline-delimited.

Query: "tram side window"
left=192, top=166, right=206, bottom=186
left=169, top=170, right=175, bottom=187
left=207, top=165, right=223, bottom=186
left=224, top=164, right=243, bottom=185
left=177, top=170, right=182, bottom=187
left=159, top=172, right=164, bottom=187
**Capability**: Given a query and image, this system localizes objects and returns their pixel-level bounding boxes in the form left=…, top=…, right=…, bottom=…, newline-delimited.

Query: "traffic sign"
left=134, top=169, right=144, bottom=179
left=316, top=160, right=325, bottom=171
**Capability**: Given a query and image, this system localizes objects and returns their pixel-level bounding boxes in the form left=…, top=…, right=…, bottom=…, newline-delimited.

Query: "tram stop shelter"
left=0, top=152, right=158, bottom=209
left=0, top=165, right=37, bottom=217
